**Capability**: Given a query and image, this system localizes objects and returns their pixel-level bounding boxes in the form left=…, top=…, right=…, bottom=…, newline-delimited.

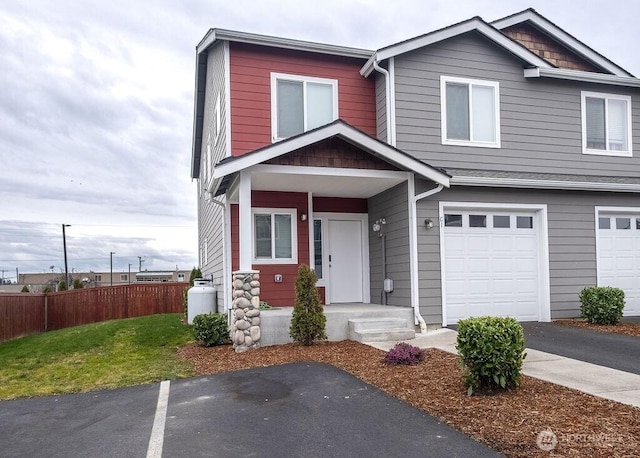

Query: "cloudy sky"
left=1, top=0, right=639, bottom=280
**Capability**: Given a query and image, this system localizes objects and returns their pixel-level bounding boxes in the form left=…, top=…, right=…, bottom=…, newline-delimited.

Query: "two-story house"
left=191, top=8, right=640, bottom=328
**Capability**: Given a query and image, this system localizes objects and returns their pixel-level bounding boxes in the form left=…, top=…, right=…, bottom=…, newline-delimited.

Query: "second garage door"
left=597, top=213, right=640, bottom=316
left=443, top=209, right=543, bottom=325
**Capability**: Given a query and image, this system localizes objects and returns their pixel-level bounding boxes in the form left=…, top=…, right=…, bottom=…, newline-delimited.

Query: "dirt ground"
left=178, top=337, right=640, bottom=457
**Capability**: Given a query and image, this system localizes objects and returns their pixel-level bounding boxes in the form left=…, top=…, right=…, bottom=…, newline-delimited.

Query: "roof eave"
left=524, top=67, right=640, bottom=88
left=451, top=175, right=640, bottom=193
left=198, top=29, right=373, bottom=59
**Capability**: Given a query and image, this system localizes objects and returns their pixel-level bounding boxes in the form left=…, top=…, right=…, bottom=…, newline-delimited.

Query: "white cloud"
left=1, top=0, right=638, bottom=281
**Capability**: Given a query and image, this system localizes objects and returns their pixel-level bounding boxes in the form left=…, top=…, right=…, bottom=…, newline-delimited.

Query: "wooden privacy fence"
left=0, top=283, right=188, bottom=342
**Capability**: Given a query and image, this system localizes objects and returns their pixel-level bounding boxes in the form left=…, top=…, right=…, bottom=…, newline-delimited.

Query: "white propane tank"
left=187, top=278, right=216, bottom=324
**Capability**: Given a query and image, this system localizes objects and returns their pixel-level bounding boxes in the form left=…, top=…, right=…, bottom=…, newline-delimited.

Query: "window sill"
left=583, top=149, right=632, bottom=158
left=253, top=258, right=299, bottom=265
left=442, top=139, right=501, bottom=149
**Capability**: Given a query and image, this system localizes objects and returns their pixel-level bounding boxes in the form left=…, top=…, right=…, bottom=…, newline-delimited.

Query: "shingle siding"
left=392, top=32, right=640, bottom=178
left=415, top=184, right=640, bottom=324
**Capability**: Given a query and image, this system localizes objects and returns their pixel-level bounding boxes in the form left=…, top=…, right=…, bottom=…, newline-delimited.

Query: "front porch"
left=259, top=303, right=416, bottom=346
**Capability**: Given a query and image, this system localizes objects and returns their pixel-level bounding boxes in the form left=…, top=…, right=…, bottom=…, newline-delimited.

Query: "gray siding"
left=198, top=42, right=228, bottom=309
left=392, top=32, right=640, bottom=178
left=368, top=182, right=411, bottom=307
left=415, top=182, right=640, bottom=324
left=375, top=73, right=387, bottom=143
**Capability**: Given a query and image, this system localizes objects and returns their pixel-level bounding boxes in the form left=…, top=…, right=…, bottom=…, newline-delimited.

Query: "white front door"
left=328, top=219, right=363, bottom=303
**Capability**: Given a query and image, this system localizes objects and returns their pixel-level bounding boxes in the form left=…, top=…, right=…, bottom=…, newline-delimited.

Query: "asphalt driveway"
left=0, top=362, right=502, bottom=458
left=521, top=318, right=640, bottom=375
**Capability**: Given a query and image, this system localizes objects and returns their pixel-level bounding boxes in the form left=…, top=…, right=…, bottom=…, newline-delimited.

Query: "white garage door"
left=597, top=214, right=640, bottom=316
left=443, top=210, right=540, bottom=324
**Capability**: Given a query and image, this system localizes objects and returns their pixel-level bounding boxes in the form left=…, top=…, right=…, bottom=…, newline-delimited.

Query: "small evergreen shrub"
left=456, top=316, right=526, bottom=395
left=579, top=286, right=625, bottom=325
left=42, top=285, right=53, bottom=293
left=20, top=285, right=29, bottom=293
left=58, top=281, right=67, bottom=291
left=72, top=279, right=84, bottom=289
left=384, top=342, right=424, bottom=365
left=192, top=313, right=229, bottom=347
left=290, top=264, right=327, bottom=346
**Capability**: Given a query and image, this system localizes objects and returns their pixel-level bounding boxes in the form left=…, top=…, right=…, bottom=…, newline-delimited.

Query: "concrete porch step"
left=348, top=318, right=416, bottom=342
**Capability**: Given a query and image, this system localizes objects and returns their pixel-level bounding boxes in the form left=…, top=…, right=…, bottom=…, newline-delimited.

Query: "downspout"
left=208, top=194, right=227, bottom=316
left=373, top=61, right=394, bottom=146
left=411, top=184, right=445, bottom=333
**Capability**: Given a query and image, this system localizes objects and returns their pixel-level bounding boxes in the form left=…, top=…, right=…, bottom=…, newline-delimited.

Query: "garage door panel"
left=444, top=209, right=541, bottom=324
left=597, top=213, right=640, bottom=316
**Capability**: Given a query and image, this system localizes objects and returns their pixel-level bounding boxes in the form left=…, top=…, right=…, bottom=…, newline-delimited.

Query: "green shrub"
left=58, top=281, right=67, bottom=291
left=42, top=285, right=53, bottom=293
left=20, top=285, right=29, bottom=293
left=72, top=279, right=84, bottom=289
left=192, top=313, right=229, bottom=347
left=456, top=316, right=526, bottom=395
left=579, top=286, right=625, bottom=325
left=384, top=342, right=424, bottom=366
left=290, top=264, right=327, bottom=346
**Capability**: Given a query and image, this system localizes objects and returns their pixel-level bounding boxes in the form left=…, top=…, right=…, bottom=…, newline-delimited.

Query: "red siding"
left=230, top=191, right=309, bottom=307
left=313, top=197, right=367, bottom=213
left=229, top=42, right=376, bottom=156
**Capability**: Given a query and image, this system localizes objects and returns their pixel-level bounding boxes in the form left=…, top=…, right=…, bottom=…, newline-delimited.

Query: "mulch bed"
left=178, top=341, right=640, bottom=457
left=555, top=319, right=640, bottom=338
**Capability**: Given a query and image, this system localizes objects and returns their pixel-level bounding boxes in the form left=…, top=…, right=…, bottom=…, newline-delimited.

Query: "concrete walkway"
left=368, top=329, right=640, bottom=408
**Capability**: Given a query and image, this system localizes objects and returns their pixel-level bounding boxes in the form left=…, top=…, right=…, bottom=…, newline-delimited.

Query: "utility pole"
left=62, top=224, right=71, bottom=289
left=128, top=263, right=132, bottom=284
left=138, top=256, right=146, bottom=272
left=110, top=252, right=115, bottom=286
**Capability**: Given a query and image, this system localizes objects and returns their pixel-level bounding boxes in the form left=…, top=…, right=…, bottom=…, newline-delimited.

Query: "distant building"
left=17, top=269, right=190, bottom=292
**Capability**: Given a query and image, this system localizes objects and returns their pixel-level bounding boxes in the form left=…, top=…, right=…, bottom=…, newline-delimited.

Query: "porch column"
left=231, top=270, right=261, bottom=352
left=238, top=171, right=253, bottom=271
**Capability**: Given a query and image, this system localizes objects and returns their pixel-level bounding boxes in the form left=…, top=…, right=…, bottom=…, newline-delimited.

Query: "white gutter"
left=524, top=67, right=640, bottom=88
left=409, top=181, right=446, bottom=333
left=451, top=175, right=640, bottom=193
left=373, top=61, right=395, bottom=146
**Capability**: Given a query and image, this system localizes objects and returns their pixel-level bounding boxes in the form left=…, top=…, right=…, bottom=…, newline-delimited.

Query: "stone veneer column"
left=231, top=270, right=260, bottom=353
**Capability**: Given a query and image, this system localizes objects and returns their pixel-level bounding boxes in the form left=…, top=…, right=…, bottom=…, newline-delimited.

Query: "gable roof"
left=191, top=29, right=373, bottom=179
left=211, top=120, right=450, bottom=195
left=196, top=29, right=373, bottom=59
left=360, top=16, right=551, bottom=77
left=492, top=8, right=633, bottom=77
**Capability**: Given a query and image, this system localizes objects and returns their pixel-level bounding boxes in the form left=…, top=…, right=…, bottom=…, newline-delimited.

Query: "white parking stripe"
left=146, top=380, right=170, bottom=458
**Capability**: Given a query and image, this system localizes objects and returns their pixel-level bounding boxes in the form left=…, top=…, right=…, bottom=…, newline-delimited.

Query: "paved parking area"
left=521, top=320, right=640, bottom=375
left=0, top=362, right=502, bottom=458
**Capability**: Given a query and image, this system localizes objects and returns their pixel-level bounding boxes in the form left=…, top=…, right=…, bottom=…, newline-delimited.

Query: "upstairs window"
left=271, top=73, right=338, bottom=141
left=441, top=76, right=500, bottom=148
left=582, top=91, right=632, bottom=157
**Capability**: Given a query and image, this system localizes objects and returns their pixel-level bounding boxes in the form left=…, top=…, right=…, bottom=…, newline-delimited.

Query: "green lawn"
left=0, top=314, right=195, bottom=400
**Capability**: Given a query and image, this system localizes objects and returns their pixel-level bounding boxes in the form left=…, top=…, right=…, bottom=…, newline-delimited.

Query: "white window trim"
left=270, top=72, right=339, bottom=142
left=581, top=91, right=632, bottom=157
left=440, top=75, right=501, bottom=148
left=251, top=207, right=298, bottom=264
